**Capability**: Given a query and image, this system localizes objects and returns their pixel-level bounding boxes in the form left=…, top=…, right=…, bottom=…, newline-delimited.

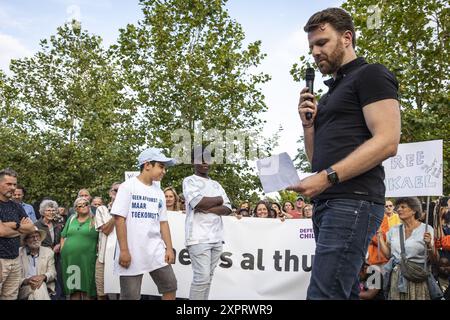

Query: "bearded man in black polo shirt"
left=0, top=168, right=36, bottom=299
left=289, top=8, right=401, bottom=299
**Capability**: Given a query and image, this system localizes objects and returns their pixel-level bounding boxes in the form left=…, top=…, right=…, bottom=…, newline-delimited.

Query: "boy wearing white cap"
left=111, top=148, right=177, bottom=300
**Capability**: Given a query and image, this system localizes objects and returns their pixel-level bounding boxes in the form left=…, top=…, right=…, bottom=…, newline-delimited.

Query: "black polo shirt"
left=312, top=57, right=398, bottom=204
left=0, top=200, right=28, bottom=259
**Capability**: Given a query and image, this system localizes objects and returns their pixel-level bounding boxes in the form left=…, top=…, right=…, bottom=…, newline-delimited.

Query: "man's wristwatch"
left=326, top=167, right=339, bottom=185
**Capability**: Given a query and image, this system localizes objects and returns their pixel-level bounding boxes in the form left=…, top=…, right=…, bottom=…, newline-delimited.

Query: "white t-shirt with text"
left=111, top=177, right=168, bottom=276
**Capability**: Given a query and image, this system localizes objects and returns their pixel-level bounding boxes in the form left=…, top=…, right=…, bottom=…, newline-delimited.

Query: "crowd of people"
left=1, top=6, right=448, bottom=302
left=359, top=197, right=450, bottom=300
left=1, top=165, right=449, bottom=300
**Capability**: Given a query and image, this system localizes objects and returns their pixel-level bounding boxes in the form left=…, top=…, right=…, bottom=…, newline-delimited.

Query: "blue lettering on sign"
left=132, top=202, right=147, bottom=209
left=131, top=195, right=158, bottom=203
left=131, top=212, right=159, bottom=219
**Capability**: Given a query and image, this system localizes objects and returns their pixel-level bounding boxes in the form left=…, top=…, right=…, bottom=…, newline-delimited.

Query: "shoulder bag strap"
left=399, top=224, right=407, bottom=259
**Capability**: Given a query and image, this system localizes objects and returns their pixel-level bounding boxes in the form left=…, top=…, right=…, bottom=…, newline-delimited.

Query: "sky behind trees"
left=0, top=0, right=344, bottom=159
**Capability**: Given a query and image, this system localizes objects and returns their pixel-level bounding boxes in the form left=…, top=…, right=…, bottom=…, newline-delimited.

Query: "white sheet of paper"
left=257, top=153, right=301, bottom=193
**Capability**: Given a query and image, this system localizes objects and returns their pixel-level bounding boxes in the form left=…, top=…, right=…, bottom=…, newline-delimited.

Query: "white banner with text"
left=104, top=212, right=315, bottom=299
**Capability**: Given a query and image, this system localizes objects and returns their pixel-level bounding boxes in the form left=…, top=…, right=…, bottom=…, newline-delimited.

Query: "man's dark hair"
left=271, top=202, right=282, bottom=212
left=0, top=168, right=18, bottom=181
left=395, top=197, right=422, bottom=220
left=237, top=208, right=251, bottom=217
left=439, top=197, right=449, bottom=207
left=304, top=7, right=356, bottom=48
left=16, top=184, right=26, bottom=195
left=139, top=161, right=157, bottom=173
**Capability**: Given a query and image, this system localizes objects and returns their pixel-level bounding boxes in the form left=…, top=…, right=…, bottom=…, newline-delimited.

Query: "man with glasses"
left=367, top=200, right=401, bottom=267
left=18, top=229, right=56, bottom=300
left=384, top=200, right=401, bottom=227
left=107, top=183, right=121, bottom=210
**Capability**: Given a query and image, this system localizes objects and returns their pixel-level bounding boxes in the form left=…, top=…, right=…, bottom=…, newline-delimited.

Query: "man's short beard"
left=1, top=191, right=12, bottom=199
left=319, top=41, right=345, bottom=75
left=29, top=242, right=40, bottom=250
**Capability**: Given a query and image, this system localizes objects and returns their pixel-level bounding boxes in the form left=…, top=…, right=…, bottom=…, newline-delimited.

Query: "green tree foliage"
left=292, top=0, right=449, bottom=194
left=1, top=22, right=143, bottom=206
left=1, top=1, right=274, bottom=205
left=293, top=136, right=312, bottom=173
left=342, top=0, right=449, bottom=194
left=277, top=190, right=300, bottom=209
left=114, top=0, right=272, bottom=203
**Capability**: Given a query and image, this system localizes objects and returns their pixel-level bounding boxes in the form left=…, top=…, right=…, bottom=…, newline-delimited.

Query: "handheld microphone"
left=305, top=67, right=315, bottom=121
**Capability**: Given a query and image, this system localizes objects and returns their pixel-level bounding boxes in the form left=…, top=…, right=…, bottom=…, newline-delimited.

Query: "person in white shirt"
left=111, top=148, right=177, bottom=300
left=183, top=146, right=232, bottom=300
left=94, top=182, right=120, bottom=300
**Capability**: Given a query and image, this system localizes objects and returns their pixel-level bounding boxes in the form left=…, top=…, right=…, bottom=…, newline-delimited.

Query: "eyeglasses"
left=111, top=188, right=118, bottom=192
left=76, top=203, right=89, bottom=209
left=385, top=205, right=393, bottom=208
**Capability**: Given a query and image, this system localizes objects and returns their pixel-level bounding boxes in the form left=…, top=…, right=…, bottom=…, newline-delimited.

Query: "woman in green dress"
left=60, top=197, right=98, bottom=299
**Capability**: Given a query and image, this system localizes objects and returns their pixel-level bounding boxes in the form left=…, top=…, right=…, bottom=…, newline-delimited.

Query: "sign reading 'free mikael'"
left=383, top=140, right=443, bottom=197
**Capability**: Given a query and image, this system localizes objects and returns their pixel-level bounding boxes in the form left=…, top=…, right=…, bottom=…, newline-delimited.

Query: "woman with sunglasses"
left=60, top=197, right=99, bottom=300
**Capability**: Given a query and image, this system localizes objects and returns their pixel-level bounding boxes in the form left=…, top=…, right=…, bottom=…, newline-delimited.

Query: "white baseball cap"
left=137, top=148, right=176, bottom=167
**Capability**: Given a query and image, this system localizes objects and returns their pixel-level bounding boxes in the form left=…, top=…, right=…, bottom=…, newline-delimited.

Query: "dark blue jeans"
left=307, top=199, right=384, bottom=300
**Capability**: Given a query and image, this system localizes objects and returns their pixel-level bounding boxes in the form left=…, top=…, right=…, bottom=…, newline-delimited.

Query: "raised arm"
left=297, top=87, right=318, bottom=163
left=289, top=99, right=400, bottom=197
left=377, top=230, right=391, bottom=258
